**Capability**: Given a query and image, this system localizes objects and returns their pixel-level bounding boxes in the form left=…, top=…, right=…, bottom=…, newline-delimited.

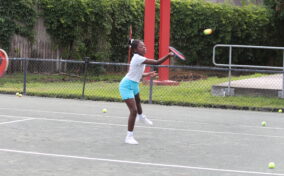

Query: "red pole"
left=158, top=0, right=170, bottom=81
left=144, top=0, right=156, bottom=78
left=127, top=25, right=132, bottom=64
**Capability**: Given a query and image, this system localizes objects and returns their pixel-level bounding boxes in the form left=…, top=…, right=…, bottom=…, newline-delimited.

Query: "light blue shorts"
left=119, top=77, right=139, bottom=100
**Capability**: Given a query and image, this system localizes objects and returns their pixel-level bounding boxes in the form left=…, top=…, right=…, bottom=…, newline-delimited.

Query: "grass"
left=0, top=72, right=284, bottom=111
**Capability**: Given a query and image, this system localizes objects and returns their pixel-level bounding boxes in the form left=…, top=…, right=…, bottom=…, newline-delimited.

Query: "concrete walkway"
left=212, top=74, right=284, bottom=97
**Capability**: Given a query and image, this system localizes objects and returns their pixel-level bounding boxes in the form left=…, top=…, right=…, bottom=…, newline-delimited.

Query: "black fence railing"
left=1, top=57, right=284, bottom=111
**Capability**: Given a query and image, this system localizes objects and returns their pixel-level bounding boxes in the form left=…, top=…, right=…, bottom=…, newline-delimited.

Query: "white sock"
left=127, top=131, right=133, bottom=137
left=137, top=114, right=144, bottom=118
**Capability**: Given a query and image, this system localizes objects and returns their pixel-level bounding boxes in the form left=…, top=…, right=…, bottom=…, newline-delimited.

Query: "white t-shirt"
left=125, top=54, right=147, bottom=82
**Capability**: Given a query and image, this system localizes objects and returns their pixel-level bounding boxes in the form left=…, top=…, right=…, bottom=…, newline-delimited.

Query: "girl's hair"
left=129, top=39, right=142, bottom=54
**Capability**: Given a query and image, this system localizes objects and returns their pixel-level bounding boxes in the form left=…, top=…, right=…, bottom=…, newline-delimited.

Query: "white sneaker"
left=136, top=114, right=153, bottom=126
left=125, top=136, right=139, bottom=145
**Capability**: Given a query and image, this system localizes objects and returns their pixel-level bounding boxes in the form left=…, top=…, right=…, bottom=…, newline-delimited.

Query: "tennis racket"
left=169, top=46, right=185, bottom=61
left=0, top=49, right=9, bottom=77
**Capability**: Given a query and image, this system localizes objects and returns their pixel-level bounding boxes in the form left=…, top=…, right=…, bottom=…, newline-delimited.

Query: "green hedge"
left=1, top=0, right=282, bottom=66
left=264, top=0, right=284, bottom=47
left=170, top=0, right=274, bottom=65
left=39, top=0, right=144, bottom=62
left=0, top=0, right=36, bottom=51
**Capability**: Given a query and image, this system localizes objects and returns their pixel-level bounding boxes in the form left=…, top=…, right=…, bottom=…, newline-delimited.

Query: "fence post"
left=82, top=57, right=89, bottom=99
left=23, top=58, right=27, bottom=95
left=227, top=46, right=232, bottom=96
left=282, top=50, right=284, bottom=98
left=148, top=65, right=154, bottom=104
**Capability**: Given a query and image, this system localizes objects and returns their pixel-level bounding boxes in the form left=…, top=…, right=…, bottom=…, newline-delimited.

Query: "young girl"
left=119, top=39, right=174, bottom=145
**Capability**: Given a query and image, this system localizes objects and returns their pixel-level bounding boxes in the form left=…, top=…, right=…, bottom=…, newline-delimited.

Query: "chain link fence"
left=1, top=58, right=284, bottom=111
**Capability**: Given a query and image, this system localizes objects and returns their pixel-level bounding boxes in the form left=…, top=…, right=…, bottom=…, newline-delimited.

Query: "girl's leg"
left=135, top=93, right=142, bottom=114
left=135, top=93, right=153, bottom=125
left=125, top=98, right=137, bottom=131
left=124, top=98, right=139, bottom=144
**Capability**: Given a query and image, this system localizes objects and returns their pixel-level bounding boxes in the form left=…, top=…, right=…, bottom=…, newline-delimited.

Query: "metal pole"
left=158, top=0, right=171, bottom=81
left=144, top=0, right=156, bottom=78
left=282, top=50, right=284, bottom=98
left=149, top=66, right=154, bottom=104
left=213, top=44, right=284, bottom=70
left=23, top=58, right=27, bottom=95
left=82, top=57, right=89, bottom=99
left=227, top=46, right=232, bottom=96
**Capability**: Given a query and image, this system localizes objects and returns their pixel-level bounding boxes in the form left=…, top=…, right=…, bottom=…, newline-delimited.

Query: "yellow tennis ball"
left=278, top=109, right=282, bottom=113
left=18, top=94, right=22, bottom=97
left=261, top=121, right=266, bottom=127
left=102, top=108, right=107, bottom=113
left=268, top=162, right=275, bottom=169
left=203, top=28, right=213, bottom=35
left=16, top=92, right=19, bottom=96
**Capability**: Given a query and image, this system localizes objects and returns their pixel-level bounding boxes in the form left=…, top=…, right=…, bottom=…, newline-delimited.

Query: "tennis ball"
left=203, top=28, right=213, bottom=35
left=18, top=94, right=22, bottom=97
left=278, top=109, right=282, bottom=113
left=16, top=92, right=19, bottom=96
left=102, top=108, right=107, bottom=113
left=268, top=162, right=275, bottom=169
left=261, top=121, right=267, bottom=127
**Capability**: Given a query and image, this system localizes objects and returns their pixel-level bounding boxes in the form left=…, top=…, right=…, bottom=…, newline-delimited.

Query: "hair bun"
left=128, top=39, right=134, bottom=46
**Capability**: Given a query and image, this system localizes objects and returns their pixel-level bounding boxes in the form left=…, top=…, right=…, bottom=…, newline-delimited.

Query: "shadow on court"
left=0, top=94, right=283, bottom=176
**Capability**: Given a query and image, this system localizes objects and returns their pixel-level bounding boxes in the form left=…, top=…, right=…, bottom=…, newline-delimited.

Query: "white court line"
left=0, top=107, right=284, bottom=130
left=38, top=118, right=284, bottom=139
left=0, top=114, right=284, bottom=139
left=0, top=148, right=283, bottom=176
left=0, top=118, right=34, bottom=125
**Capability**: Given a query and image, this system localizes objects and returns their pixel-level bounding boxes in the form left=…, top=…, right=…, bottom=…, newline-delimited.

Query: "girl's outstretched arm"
left=142, top=52, right=174, bottom=65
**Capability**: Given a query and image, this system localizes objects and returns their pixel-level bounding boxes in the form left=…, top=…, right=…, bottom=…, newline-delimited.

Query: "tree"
left=264, top=0, right=284, bottom=45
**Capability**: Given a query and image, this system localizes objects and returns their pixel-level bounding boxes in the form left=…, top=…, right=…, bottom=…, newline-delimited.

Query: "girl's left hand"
left=147, top=71, right=158, bottom=78
left=169, top=52, right=175, bottom=57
